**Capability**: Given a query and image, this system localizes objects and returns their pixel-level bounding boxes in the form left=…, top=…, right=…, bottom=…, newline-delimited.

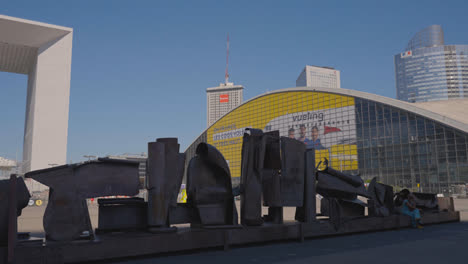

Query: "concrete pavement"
left=111, top=221, right=468, bottom=264
left=17, top=199, right=468, bottom=263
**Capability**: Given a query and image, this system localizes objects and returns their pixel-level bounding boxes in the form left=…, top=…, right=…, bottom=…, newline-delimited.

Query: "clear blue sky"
left=1, top=0, right=468, bottom=163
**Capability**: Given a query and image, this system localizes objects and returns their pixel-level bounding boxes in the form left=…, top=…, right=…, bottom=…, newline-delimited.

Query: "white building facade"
left=296, top=65, right=341, bottom=88
left=206, top=82, right=243, bottom=127
left=0, top=15, right=73, bottom=174
left=0, top=156, right=17, bottom=179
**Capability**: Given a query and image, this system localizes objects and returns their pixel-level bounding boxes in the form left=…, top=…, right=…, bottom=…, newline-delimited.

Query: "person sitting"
left=398, top=189, right=423, bottom=229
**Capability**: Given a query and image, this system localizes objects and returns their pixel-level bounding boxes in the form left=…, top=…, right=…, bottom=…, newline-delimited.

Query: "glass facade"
left=354, top=97, right=468, bottom=194
left=405, top=25, right=444, bottom=51
left=186, top=90, right=468, bottom=195
left=395, top=25, right=468, bottom=103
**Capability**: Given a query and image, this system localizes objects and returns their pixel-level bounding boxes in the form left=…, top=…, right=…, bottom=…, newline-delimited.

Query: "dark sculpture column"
left=0, top=175, right=30, bottom=264
left=295, top=149, right=316, bottom=223
left=263, top=137, right=305, bottom=224
left=147, top=138, right=185, bottom=231
left=367, top=177, right=394, bottom=217
left=240, top=128, right=265, bottom=226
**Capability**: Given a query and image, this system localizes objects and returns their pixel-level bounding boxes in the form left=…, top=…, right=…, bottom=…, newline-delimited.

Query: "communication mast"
left=225, top=33, right=229, bottom=84
left=206, top=33, right=243, bottom=127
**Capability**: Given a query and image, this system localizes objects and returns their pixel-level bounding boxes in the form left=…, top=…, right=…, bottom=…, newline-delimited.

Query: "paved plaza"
left=17, top=199, right=468, bottom=263
left=114, top=221, right=468, bottom=264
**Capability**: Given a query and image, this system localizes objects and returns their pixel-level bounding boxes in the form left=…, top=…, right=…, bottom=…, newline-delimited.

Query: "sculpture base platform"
left=1, top=211, right=460, bottom=264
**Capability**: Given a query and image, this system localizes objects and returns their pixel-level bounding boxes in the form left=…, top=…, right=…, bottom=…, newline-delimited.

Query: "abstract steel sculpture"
left=147, top=138, right=185, bottom=232
left=412, top=192, right=439, bottom=212
left=186, top=142, right=238, bottom=227
left=262, top=136, right=306, bottom=224
left=240, top=128, right=266, bottom=226
left=0, top=176, right=30, bottom=246
left=263, top=137, right=305, bottom=206
left=0, top=135, right=461, bottom=264
left=97, top=197, right=147, bottom=232
left=295, top=149, right=317, bottom=223
left=316, top=164, right=368, bottom=200
left=316, top=159, right=369, bottom=227
left=25, top=158, right=140, bottom=241
left=367, top=177, right=394, bottom=217
left=240, top=129, right=311, bottom=225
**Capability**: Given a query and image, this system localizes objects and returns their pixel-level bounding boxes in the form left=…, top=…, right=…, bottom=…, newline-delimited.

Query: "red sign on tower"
left=220, top=94, right=229, bottom=103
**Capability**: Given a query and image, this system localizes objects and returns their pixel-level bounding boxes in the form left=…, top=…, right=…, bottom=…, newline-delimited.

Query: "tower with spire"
left=206, top=34, right=244, bottom=127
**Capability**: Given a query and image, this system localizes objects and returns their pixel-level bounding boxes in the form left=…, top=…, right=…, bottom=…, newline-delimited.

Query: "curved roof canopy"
left=413, top=99, right=468, bottom=126
left=202, top=87, right=468, bottom=138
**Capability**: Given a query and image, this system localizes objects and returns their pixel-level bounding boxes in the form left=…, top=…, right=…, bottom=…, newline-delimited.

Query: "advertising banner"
left=219, top=94, right=229, bottom=103
left=206, top=91, right=358, bottom=179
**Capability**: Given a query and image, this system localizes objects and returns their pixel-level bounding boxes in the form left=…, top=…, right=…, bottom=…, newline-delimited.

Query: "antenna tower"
left=225, top=34, right=229, bottom=84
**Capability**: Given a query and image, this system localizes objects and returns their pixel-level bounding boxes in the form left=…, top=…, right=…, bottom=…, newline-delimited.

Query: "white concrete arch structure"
left=0, top=14, right=73, bottom=173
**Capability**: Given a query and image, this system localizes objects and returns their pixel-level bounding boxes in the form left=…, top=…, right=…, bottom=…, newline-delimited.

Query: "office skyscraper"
left=207, top=82, right=243, bottom=127
left=394, top=25, right=468, bottom=102
left=296, top=65, right=341, bottom=88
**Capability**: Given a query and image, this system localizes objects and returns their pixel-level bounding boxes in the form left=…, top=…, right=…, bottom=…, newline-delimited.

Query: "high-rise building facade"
left=206, top=82, right=243, bottom=127
left=296, top=65, right=341, bottom=88
left=394, top=25, right=468, bottom=103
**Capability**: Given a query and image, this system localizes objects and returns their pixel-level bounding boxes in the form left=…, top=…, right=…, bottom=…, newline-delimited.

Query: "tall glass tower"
left=394, top=25, right=468, bottom=102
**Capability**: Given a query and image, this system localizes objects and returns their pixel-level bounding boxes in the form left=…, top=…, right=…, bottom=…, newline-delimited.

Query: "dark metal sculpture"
left=412, top=192, right=439, bottom=212
left=240, top=129, right=288, bottom=225
left=316, top=165, right=368, bottom=200
left=316, top=159, right=368, bottom=228
left=240, top=129, right=310, bottom=225
left=263, top=137, right=305, bottom=207
left=186, top=142, right=237, bottom=227
left=25, top=158, right=140, bottom=241
left=295, top=149, right=316, bottom=223
left=146, top=138, right=185, bottom=232
left=0, top=176, right=30, bottom=246
left=258, top=131, right=283, bottom=224
left=320, top=198, right=366, bottom=221
left=0, top=135, right=461, bottom=264
left=240, top=128, right=266, bottom=226
left=367, top=177, right=394, bottom=217
left=97, top=198, right=147, bottom=232
left=260, top=131, right=281, bottom=208
left=262, top=137, right=306, bottom=224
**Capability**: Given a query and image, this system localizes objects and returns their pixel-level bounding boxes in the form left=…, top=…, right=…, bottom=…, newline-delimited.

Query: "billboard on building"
left=219, top=94, right=229, bottom=103
left=207, top=91, right=358, bottom=180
